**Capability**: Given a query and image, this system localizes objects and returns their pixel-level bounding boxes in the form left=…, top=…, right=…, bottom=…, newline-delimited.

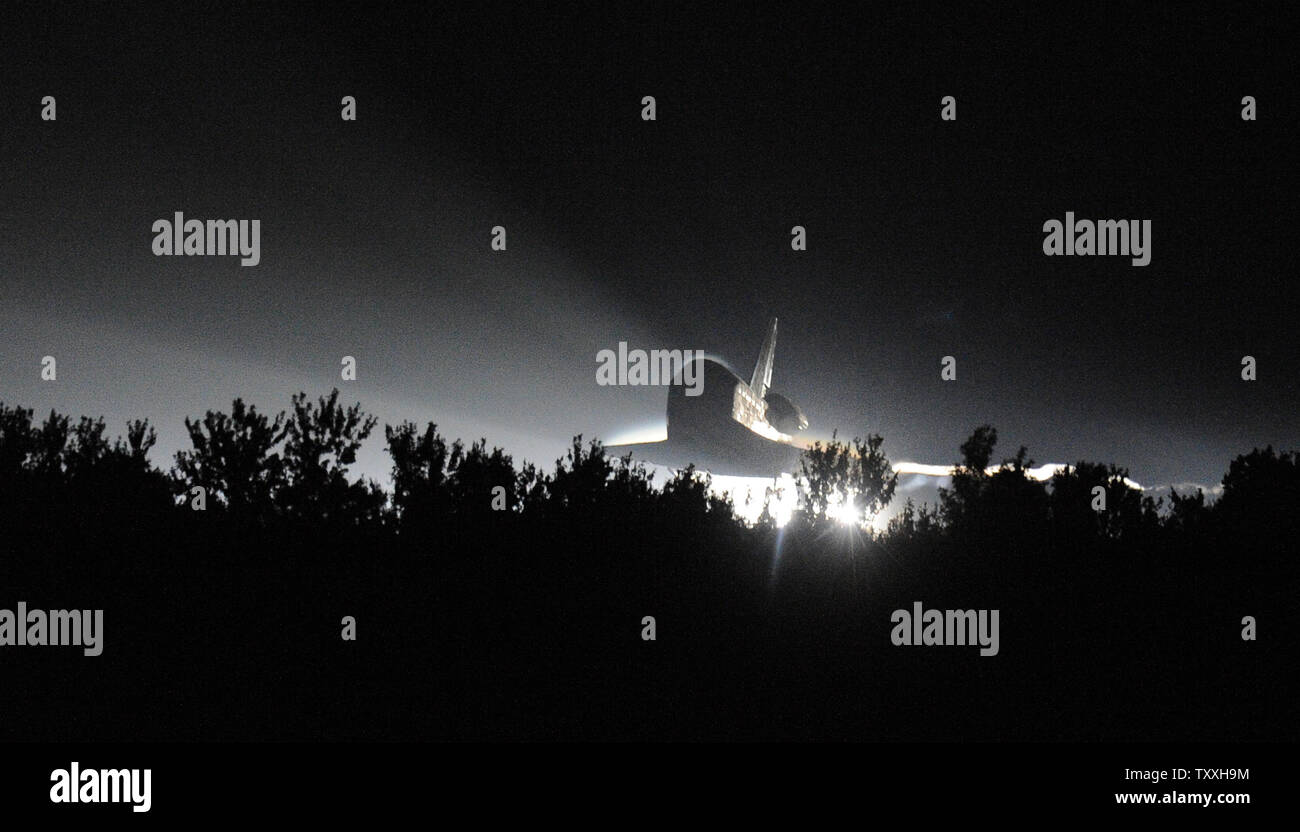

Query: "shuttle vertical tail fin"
left=749, top=317, right=778, bottom=398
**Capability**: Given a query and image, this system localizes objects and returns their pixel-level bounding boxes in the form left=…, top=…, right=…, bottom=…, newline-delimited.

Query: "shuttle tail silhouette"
left=749, top=317, right=778, bottom=399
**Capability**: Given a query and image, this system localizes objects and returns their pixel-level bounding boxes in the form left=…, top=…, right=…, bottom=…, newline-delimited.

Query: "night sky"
left=2, top=3, right=1296, bottom=502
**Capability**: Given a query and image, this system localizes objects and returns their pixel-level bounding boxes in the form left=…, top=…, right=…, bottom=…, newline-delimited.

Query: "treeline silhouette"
left=0, top=391, right=1294, bottom=740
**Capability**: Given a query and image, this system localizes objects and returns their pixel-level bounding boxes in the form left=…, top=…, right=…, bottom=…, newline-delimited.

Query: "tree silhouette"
left=1165, top=486, right=1210, bottom=542
left=547, top=436, right=632, bottom=511
left=1049, top=461, right=1114, bottom=546
left=515, top=460, right=549, bottom=516
left=885, top=498, right=940, bottom=541
left=1214, top=446, right=1299, bottom=553
left=797, top=433, right=851, bottom=524
left=173, top=398, right=288, bottom=517
left=447, top=438, right=517, bottom=520
left=939, top=426, right=1055, bottom=550
left=0, top=403, right=36, bottom=478
left=661, top=464, right=732, bottom=520
left=120, top=418, right=158, bottom=462
left=939, top=424, right=997, bottom=532
left=33, top=410, right=71, bottom=477
left=2, top=391, right=1296, bottom=743
left=281, top=389, right=383, bottom=526
left=797, top=432, right=897, bottom=527
left=848, top=434, right=898, bottom=521
left=385, top=420, right=460, bottom=534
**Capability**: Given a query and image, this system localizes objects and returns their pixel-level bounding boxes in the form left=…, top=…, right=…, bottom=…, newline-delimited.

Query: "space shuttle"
left=610, top=317, right=809, bottom=477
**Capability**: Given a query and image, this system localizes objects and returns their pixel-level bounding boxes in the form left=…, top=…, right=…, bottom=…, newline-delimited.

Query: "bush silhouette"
left=0, top=392, right=1292, bottom=742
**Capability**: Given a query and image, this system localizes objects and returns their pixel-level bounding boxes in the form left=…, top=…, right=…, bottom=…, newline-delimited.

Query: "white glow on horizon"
left=892, top=460, right=1143, bottom=491
left=608, top=439, right=1150, bottom=531
left=604, top=424, right=668, bottom=446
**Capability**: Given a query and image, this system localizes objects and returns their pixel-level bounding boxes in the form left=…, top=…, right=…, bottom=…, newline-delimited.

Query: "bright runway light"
left=705, top=472, right=798, bottom=528
left=772, top=491, right=795, bottom=528
left=832, top=496, right=860, bottom=526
